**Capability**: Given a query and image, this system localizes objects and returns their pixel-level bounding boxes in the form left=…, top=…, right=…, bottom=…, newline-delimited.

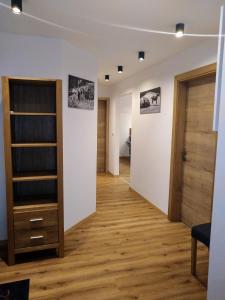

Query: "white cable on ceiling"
left=0, top=2, right=92, bottom=37
left=95, top=20, right=220, bottom=37
left=0, top=1, right=222, bottom=38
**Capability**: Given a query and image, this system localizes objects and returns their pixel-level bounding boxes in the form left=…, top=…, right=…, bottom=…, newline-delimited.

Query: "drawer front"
left=14, top=208, right=59, bottom=249
left=14, top=208, right=58, bottom=231
left=14, top=227, right=58, bottom=249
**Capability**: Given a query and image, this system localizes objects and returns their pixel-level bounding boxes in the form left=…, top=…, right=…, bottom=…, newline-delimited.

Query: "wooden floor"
left=120, top=157, right=130, bottom=184
left=0, top=175, right=208, bottom=299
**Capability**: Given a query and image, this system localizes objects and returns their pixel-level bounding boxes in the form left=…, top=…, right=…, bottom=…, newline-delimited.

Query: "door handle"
left=182, top=150, right=187, bottom=161
left=30, top=218, right=44, bottom=223
left=30, top=235, right=44, bottom=240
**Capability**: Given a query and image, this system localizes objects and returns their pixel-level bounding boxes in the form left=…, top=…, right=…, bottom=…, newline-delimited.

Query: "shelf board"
left=8, top=76, right=57, bottom=82
left=11, top=143, right=57, bottom=148
left=13, top=195, right=57, bottom=207
left=14, top=202, right=58, bottom=211
left=10, top=112, right=56, bottom=116
left=13, top=172, right=57, bottom=182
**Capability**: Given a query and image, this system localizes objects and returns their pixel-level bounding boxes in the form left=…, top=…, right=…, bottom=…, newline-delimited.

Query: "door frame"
left=168, top=63, right=217, bottom=221
left=98, top=97, right=110, bottom=173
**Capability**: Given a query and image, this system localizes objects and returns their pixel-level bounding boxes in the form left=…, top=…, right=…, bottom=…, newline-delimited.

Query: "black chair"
left=0, top=279, right=30, bottom=300
left=191, top=223, right=211, bottom=276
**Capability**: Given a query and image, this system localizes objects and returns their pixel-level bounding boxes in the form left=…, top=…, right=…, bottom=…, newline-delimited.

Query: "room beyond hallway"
left=117, top=93, right=132, bottom=185
left=119, top=157, right=130, bottom=184
left=0, top=174, right=208, bottom=299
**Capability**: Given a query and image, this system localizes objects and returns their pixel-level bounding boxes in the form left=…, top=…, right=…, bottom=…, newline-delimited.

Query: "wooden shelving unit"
left=2, top=76, right=64, bottom=265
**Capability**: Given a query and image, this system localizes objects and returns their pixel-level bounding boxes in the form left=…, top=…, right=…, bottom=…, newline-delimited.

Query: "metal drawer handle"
left=30, top=218, right=44, bottom=223
left=30, top=235, right=44, bottom=240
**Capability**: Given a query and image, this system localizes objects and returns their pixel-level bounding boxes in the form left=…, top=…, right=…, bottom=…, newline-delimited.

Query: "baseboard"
left=65, top=212, right=96, bottom=235
left=129, top=187, right=167, bottom=218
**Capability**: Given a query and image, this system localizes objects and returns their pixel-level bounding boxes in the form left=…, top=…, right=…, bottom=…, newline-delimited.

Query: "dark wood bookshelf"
left=2, top=76, right=64, bottom=265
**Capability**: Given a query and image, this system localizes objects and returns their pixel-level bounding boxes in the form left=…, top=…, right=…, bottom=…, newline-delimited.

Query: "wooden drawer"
left=14, top=227, right=58, bottom=249
left=14, top=207, right=58, bottom=231
left=14, top=207, right=59, bottom=249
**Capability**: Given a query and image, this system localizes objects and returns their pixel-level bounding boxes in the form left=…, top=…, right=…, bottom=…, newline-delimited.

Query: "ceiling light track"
left=0, top=2, right=93, bottom=38
left=93, top=20, right=220, bottom=38
left=0, top=2, right=221, bottom=38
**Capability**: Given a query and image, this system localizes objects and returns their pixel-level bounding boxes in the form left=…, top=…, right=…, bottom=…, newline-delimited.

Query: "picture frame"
left=140, top=87, right=161, bottom=114
left=68, top=75, right=95, bottom=110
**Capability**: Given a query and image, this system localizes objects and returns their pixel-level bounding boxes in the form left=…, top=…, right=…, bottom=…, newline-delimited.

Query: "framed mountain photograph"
left=140, top=87, right=161, bottom=114
left=68, top=75, right=95, bottom=110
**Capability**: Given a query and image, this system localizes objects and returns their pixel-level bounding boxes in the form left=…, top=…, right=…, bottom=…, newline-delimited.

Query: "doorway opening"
left=118, top=94, right=132, bottom=184
left=97, top=98, right=109, bottom=174
left=168, top=63, right=217, bottom=227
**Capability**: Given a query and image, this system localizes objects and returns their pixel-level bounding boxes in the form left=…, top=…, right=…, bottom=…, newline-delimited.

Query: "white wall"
left=109, top=39, right=218, bottom=214
left=98, top=83, right=111, bottom=98
left=118, top=94, right=132, bottom=157
left=62, top=42, right=97, bottom=230
left=0, top=32, right=98, bottom=240
left=208, top=45, right=225, bottom=299
left=208, top=7, right=225, bottom=299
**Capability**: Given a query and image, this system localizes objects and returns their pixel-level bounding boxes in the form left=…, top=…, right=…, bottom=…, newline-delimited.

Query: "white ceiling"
left=0, top=0, right=223, bottom=85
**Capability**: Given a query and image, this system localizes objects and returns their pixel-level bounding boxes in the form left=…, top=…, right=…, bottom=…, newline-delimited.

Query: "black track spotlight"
left=11, top=0, right=22, bottom=15
left=175, top=23, right=185, bottom=38
left=118, top=66, right=123, bottom=74
left=105, top=75, right=110, bottom=82
left=138, top=51, right=145, bottom=62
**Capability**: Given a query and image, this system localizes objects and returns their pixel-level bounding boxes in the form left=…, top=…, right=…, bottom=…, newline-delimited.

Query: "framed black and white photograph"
left=68, top=75, right=95, bottom=110
left=140, top=87, right=161, bottom=114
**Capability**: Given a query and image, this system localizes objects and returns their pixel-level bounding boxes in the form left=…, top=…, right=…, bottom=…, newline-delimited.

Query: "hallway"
left=0, top=175, right=207, bottom=299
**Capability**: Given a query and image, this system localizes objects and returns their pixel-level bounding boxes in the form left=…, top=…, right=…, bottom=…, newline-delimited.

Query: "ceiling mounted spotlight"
left=105, top=75, right=110, bottom=82
left=11, top=0, right=22, bottom=15
left=138, top=51, right=145, bottom=62
left=118, top=66, right=123, bottom=74
left=175, top=23, right=185, bottom=38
